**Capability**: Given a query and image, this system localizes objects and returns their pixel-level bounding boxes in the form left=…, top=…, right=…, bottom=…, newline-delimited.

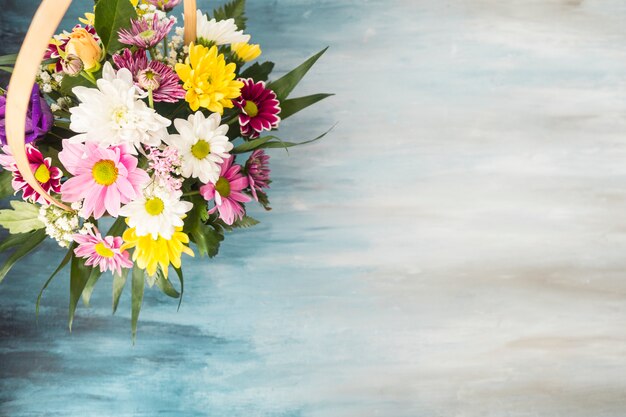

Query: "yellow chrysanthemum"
left=121, top=226, right=194, bottom=278
left=175, top=42, right=244, bottom=114
left=231, top=43, right=262, bottom=63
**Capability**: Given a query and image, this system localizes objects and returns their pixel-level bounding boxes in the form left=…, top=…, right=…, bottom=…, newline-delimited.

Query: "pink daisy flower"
left=0, top=144, right=62, bottom=205
left=118, top=16, right=175, bottom=49
left=113, top=48, right=185, bottom=103
left=199, top=156, right=251, bottom=225
left=58, top=140, right=149, bottom=219
left=74, top=227, right=133, bottom=275
left=244, top=150, right=270, bottom=201
left=234, top=78, right=281, bottom=138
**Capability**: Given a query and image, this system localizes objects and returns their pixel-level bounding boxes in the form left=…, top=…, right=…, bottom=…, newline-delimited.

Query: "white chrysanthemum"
left=119, top=184, right=192, bottom=239
left=69, top=62, right=171, bottom=152
left=166, top=111, right=233, bottom=184
left=196, top=10, right=250, bottom=46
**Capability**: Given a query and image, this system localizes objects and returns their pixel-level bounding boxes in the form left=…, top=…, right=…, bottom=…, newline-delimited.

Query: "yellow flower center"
left=94, top=242, right=115, bottom=258
left=34, top=164, right=51, bottom=183
left=243, top=100, right=259, bottom=117
left=144, top=197, right=165, bottom=216
left=92, top=160, right=118, bottom=186
left=139, top=29, right=155, bottom=39
left=215, top=177, right=231, bottom=198
left=191, top=139, right=211, bottom=160
left=112, top=106, right=129, bottom=124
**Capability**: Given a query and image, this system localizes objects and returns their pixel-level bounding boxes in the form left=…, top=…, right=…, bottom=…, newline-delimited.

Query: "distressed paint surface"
left=2, top=0, right=626, bottom=416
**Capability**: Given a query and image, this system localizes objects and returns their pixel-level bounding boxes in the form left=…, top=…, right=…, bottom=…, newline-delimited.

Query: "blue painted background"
left=3, top=0, right=626, bottom=416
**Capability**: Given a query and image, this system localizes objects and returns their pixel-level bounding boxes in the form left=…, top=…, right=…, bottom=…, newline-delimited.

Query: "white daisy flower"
left=196, top=10, right=250, bottom=46
left=69, top=62, right=170, bottom=153
left=166, top=111, right=233, bottom=184
left=119, top=184, right=193, bottom=239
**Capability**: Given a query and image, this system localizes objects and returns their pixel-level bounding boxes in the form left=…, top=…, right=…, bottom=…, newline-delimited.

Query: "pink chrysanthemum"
left=0, top=145, right=62, bottom=205
left=44, top=25, right=99, bottom=73
left=199, top=156, right=251, bottom=225
left=145, top=0, right=182, bottom=11
left=113, top=48, right=185, bottom=103
left=244, top=150, right=270, bottom=201
left=118, top=16, right=175, bottom=49
left=234, top=78, right=281, bottom=138
left=74, top=227, right=133, bottom=275
left=58, top=140, right=149, bottom=219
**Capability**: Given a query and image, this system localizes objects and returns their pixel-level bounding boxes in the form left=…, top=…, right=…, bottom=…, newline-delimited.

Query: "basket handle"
left=5, top=0, right=197, bottom=210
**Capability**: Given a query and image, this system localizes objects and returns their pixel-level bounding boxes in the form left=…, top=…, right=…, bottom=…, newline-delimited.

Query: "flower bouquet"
left=0, top=0, right=331, bottom=339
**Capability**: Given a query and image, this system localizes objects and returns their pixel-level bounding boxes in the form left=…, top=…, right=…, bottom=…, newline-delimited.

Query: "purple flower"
left=113, top=49, right=185, bottom=103
left=118, top=16, right=175, bottom=49
left=145, top=0, right=182, bottom=11
left=245, top=150, right=270, bottom=201
left=235, top=79, right=281, bottom=138
left=0, top=84, right=53, bottom=145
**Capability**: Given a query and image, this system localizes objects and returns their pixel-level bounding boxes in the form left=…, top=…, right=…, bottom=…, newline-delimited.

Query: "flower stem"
left=80, top=71, right=97, bottom=85
left=182, top=190, right=200, bottom=197
left=148, top=89, right=154, bottom=109
left=163, top=37, right=169, bottom=61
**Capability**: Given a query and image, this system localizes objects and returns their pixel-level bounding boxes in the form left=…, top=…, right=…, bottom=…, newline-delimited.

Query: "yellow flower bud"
left=231, top=43, right=262, bottom=63
left=65, top=27, right=103, bottom=72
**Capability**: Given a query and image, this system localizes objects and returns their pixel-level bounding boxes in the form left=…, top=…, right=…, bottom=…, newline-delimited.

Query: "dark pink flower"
left=0, top=145, right=62, bottom=205
left=113, top=48, right=185, bottom=103
left=145, top=0, right=182, bottom=11
left=199, top=156, right=251, bottom=225
left=234, top=78, right=281, bottom=138
left=245, top=149, right=270, bottom=201
left=118, top=16, right=175, bottom=49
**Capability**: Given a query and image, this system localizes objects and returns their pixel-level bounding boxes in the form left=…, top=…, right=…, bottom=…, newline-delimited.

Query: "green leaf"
left=185, top=195, right=223, bottom=258
left=174, top=267, right=184, bottom=311
left=280, top=93, right=334, bottom=120
left=212, top=0, right=247, bottom=30
left=259, top=125, right=335, bottom=150
left=69, top=253, right=93, bottom=331
left=112, top=268, right=129, bottom=314
left=81, top=268, right=104, bottom=307
left=107, top=216, right=127, bottom=237
left=36, top=243, right=74, bottom=319
left=0, top=54, right=17, bottom=66
left=0, top=229, right=46, bottom=284
left=231, top=136, right=276, bottom=154
left=0, top=170, right=13, bottom=200
left=0, top=66, right=13, bottom=74
left=232, top=125, right=334, bottom=154
left=268, top=47, right=328, bottom=100
left=60, top=74, right=93, bottom=96
left=217, top=215, right=259, bottom=231
left=0, top=231, right=36, bottom=253
left=0, top=200, right=44, bottom=234
left=155, top=269, right=180, bottom=298
left=239, top=61, right=274, bottom=82
left=131, top=264, right=145, bottom=342
left=95, top=0, right=137, bottom=54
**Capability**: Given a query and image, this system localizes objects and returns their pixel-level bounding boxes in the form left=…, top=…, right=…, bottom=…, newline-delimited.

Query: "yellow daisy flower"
left=121, top=226, right=194, bottom=278
left=175, top=42, right=244, bottom=114
left=231, top=43, right=262, bottom=63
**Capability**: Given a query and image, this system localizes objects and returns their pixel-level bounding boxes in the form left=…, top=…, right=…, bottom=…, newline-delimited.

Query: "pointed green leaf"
left=239, top=61, right=274, bottom=82
left=174, top=267, right=184, bottom=311
left=95, top=0, right=137, bottom=54
left=69, top=253, right=93, bottom=331
left=81, top=268, right=104, bottom=307
left=268, top=47, right=328, bottom=100
left=0, top=201, right=44, bottom=234
left=280, top=93, right=334, bottom=120
left=131, top=264, right=145, bottom=342
left=217, top=215, right=259, bottom=231
left=0, top=229, right=46, bottom=284
left=155, top=269, right=180, bottom=298
left=0, top=170, right=14, bottom=200
left=107, top=216, right=127, bottom=237
left=36, top=243, right=74, bottom=319
left=0, top=54, right=17, bottom=66
left=185, top=195, right=223, bottom=258
left=60, top=74, right=93, bottom=96
left=0, top=231, right=35, bottom=253
left=231, top=136, right=277, bottom=154
left=212, top=0, right=247, bottom=30
left=0, top=66, right=13, bottom=74
left=112, top=268, right=129, bottom=314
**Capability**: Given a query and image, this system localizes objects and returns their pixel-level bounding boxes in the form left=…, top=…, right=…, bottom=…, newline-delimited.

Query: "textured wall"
left=2, top=0, right=626, bottom=416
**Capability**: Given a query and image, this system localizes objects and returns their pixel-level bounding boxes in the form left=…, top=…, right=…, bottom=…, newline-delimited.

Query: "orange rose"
left=65, top=28, right=103, bottom=72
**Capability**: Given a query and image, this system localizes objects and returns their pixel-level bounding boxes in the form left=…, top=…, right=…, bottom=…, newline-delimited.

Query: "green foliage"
left=60, top=74, right=93, bottom=96
left=36, top=243, right=74, bottom=318
left=0, top=229, right=46, bottom=284
left=232, top=126, right=334, bottom=154
left=0, top=54, right=17, bottom=66
left=95, top=0, right=137, bottom=54
left=0, top=170, right=14, bottom=200
left=69, top=253, right=93, bottom=331
left=268, top=47, right=328, bottom=100
left=185, top=195, right=224, bottom=258
left=0, top=200, right=44, bottom=234
left=155, top=269, right=180, bottom=298
left=0, top=66, right=13, bottom=74
left=112, top=268, right=129, bottom=314
left=131, top=264, right=144, bottom=342
left=239, top=61, right=275, bottom=82
left=212, top=0, right=247, bottom=30
left=174, top=267, right=184, bottom=311
left=280, top=93, right=334, bottom=120
left=216, top=215, right=259, bottom=232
